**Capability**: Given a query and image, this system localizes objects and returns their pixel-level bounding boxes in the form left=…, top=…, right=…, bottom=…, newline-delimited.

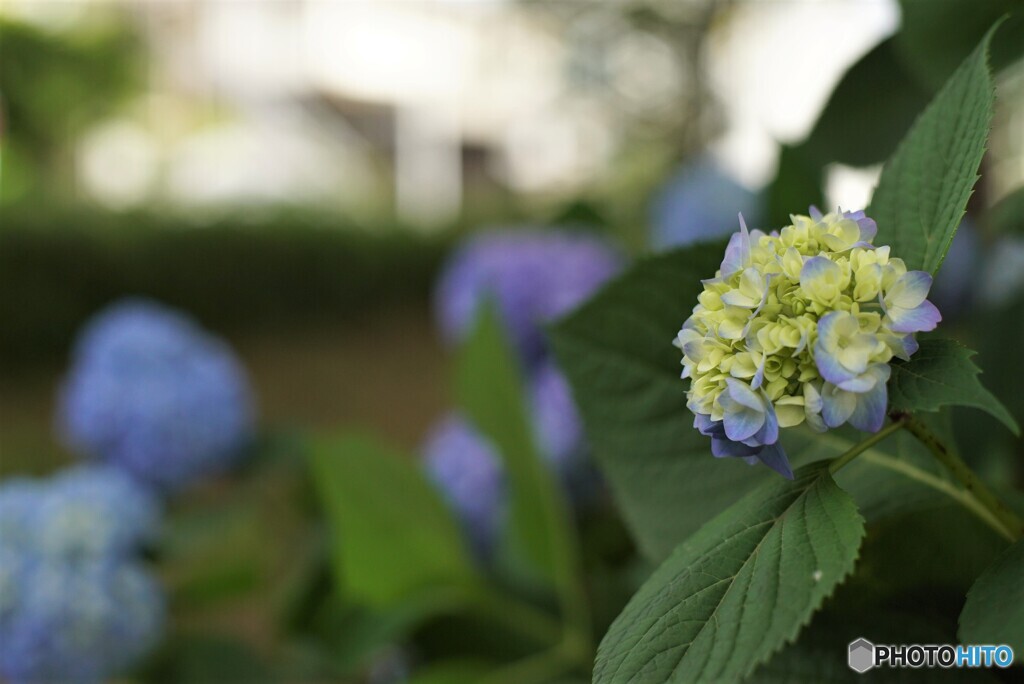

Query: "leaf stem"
left=901, top=414, right=1024, bottom=541
left=828, top=418, right=908, bottom=474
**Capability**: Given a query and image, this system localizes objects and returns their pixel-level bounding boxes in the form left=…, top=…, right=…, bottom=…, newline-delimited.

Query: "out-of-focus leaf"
left=551, top=243, right=776, bottom=563
left=594, top=463, right=864, bottom=684
left=895, top=0, right=1024, bottom=89
left=456, top=304, right=583, bottom=615
left=765, top=144, right=825, bottom=228
left=960, top=537, right=1024, bottom=652
left=990, top=186, right=1024, bottom=236
left=800, top=39, right=931, bottom=169
left=310, top=434, right=481, bottom=607
left=889, top=339, right=1019, bottom=434
left=869, top=24, right=998, bottom=274
left=407, top=660, right=493, bottom=684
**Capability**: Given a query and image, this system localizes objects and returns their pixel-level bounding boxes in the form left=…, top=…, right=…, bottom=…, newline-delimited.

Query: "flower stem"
left=901, top=414, right=1024, bottom=541
left=828, top=417, right=908, bottom=474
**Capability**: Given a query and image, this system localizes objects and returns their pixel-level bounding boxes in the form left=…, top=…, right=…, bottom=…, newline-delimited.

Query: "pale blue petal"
left=843, top=210, right=877, bottom=241
left=723, top=406, right=764, bottom=443
left=725, top=378, right=763, bottom=412
left=755, top=443, right=794, bottom=479
left=720, top=218, right=751, bottom=276
left=814, top=341, right=857, bottom=385
left=889, top=300, right=941, bottom=333
left=800, top=255, right=840, bottom=293
left=848, top=380, right=888, bottom=433
left=821, top=384, right=856, bottom=428
left=892, top=271, right=933, bottom=309
left=711, top=436, right=759, bottom=459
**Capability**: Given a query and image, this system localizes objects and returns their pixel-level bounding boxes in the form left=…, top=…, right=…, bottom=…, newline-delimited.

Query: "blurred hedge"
left=0, top=208, right=452, bottom=367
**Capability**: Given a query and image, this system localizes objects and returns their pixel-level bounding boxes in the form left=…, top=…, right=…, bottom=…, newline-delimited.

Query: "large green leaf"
left=455, top=304, right=585, bottom=627
left=310, top=434, right=481, bottom=607
left=888, top=338, right=1019, bottom=435
left=594, top=463, right=864, bottom=684
left=960, top=537, right=1024, bottom=652
left=868, top=24, right=998, bottom=274
left=550, top=242, right=779, bottom=563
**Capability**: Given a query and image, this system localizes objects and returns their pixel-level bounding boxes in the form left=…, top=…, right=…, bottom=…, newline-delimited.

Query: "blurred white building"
left=5, top=0, right=923, bottom=224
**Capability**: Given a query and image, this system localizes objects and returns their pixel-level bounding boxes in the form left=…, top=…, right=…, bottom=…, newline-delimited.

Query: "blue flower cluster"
left=651, top=155, right=764, bottom=250
left=422, top=413, right=505, bottom=556
left=435, top=229, right=623, bottom=367
left=425, top=229, right=622, bottom=555
left=0, top=466, right=165, bottom=683
left=57, top=298, right=256, bottom=492
left=423, top=370, right=592, bottom=558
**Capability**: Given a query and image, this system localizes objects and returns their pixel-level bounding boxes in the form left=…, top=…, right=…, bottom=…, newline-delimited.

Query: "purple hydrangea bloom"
left=57, top=298, right=256, bottom=492
left=435, top=230, right=623, bottom=367
left=423, top=366, right=597, bottom=555
left=422, top=414, right=505, bottom=557
left=0, top=559, right=164, bottom=684
left=651, top=156, right=764, bottom=250
left=529, top=362, right=584, bottom=473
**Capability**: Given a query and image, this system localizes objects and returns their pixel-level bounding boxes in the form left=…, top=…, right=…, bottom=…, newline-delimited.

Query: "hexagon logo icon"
left=848, top=638, right=875, bottom=673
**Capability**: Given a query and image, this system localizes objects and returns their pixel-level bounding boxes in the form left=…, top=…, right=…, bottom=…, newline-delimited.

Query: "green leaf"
left=889, top=338, right=1019, bottom=435
left=868, top=23, right=999, bottom=274
left=799, top=38, right=931, bottom=169
left=990, top=185, right=1024, bottom=236
left=960, top=536, right=1024, bottom=652
left=455, top=303, right=585, bottom=624
left=594, top=463, right=865, bottom=684
left=550, top=245, right=945, bottom=564
left=765, top=144, right=825, bottom=228
left=310, top=434, right=481, bottom=607
left=895, top=0, right=1024, bottom=89
left=550, top=242, right=783, bottom=563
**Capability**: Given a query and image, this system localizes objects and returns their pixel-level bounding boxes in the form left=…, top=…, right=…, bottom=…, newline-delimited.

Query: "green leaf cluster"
left=553, top=22, right=1024, bottom=682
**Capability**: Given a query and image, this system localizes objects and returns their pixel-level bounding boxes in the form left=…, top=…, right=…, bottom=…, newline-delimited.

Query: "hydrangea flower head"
left=675, top=209, right=940, bottom=478
left=0, top=560, right=164, bottom=684
left=57, top=298, right=256, bottom=492
left=34, top=465, right=161, bottom=561
left=435, top=229, right=623, bottom=367
left=0, top=466, right=165, bottom=683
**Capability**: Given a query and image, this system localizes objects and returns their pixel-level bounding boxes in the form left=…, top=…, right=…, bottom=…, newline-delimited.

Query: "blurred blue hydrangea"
left=422, top=413, right=505, bottom=557
left=529, top=361, right=584, bottom=475
left=0, top=467, right=165, bottom=683
left=435, top=230, right=622, bottom=367
left=34, top=465, right=161, bottom=561
left=651, top=156, right=764, bottom=250
left=0, top=559, right=164, bottom=684
left=57, top=298, right=256, bottom=492
left=423, top=365, right=596, bottom=556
